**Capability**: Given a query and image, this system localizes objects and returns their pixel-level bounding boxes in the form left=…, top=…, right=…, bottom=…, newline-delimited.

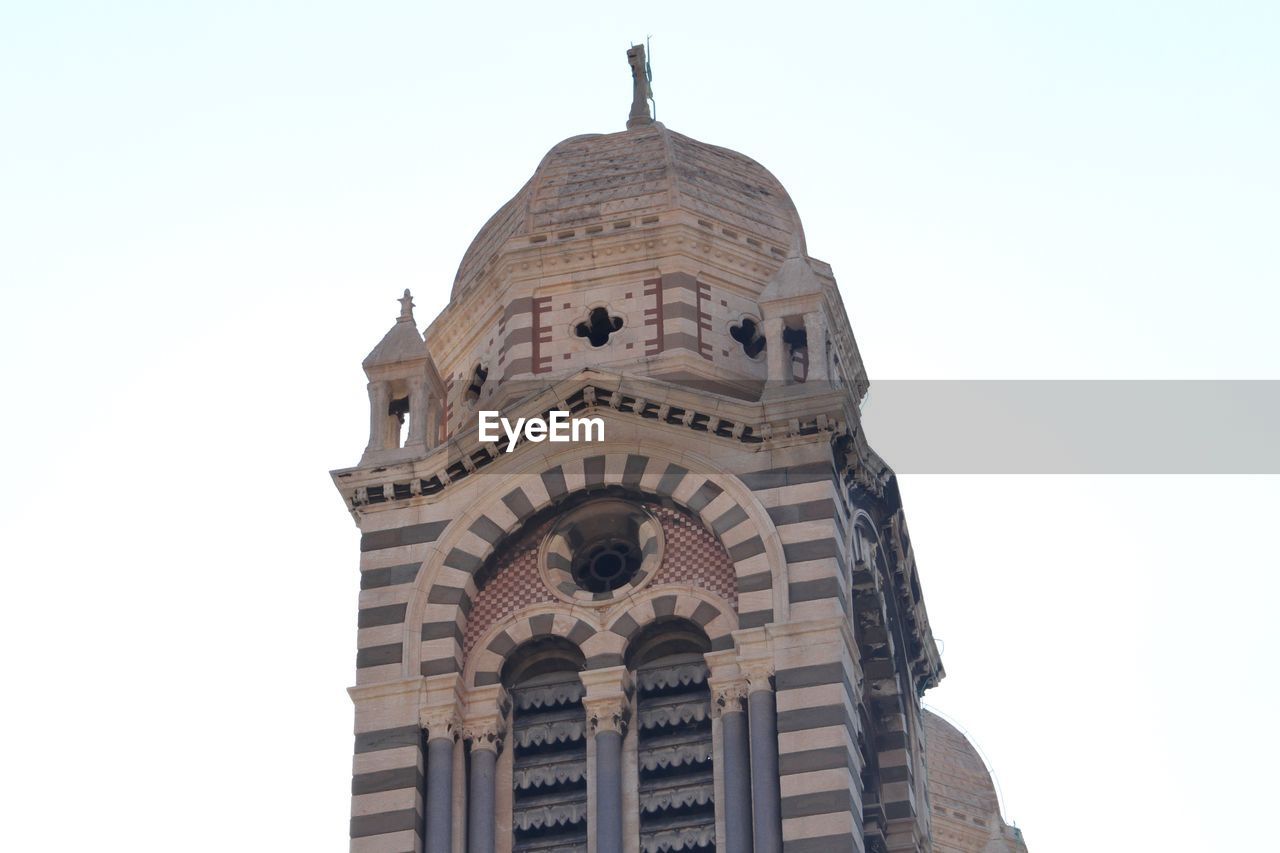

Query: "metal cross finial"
left=626, top=43, right=653, bottom=129
left=397, top=288, right=415, bottom=322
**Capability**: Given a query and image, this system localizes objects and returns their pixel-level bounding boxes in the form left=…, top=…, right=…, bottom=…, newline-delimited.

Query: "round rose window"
left=539, top=499, right=663, bottom=605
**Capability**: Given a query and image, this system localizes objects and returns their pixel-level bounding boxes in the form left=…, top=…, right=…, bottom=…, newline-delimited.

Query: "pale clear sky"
left=1, top=2, right=1277, bottom=851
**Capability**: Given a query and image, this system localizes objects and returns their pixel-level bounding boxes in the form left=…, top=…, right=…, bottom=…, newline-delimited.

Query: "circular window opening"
left=573, top=537, right=642, bottom=592
left=540, top=498, right=663, bottom=604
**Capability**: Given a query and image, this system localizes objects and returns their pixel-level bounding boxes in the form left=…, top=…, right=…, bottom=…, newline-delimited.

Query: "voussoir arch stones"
left=464, top=584, right=739, bottom=689
left=401, top=443, right=787, bottom=680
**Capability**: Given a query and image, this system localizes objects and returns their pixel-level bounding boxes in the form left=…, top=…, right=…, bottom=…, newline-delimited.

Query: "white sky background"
left=1, top=2, right=1277, bottom=850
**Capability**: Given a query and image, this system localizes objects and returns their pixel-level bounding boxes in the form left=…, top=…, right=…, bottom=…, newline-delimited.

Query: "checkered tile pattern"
left=464, top=502, right=739, bottom=657
left=463, top=517, right=555, bottom=658
left=649, top=504, right=739, bottom=609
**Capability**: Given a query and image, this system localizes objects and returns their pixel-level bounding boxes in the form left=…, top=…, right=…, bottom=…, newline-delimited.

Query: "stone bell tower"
left=332, top=45, right=951, bottom=853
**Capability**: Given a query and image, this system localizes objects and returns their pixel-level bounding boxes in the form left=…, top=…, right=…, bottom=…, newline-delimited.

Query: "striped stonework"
left=341, top=430, right=939, bottom=853
left=465, top=587, right=738, bottom=689
left=462, top=500, right=740, bottom=662
left=355, top=514, right=452, bottom=686
left=732, top=443, right=871, bottom=853
left=439, top=374, right=454, bottom=444
left=738, top=441, right=851, bottom=627
left=765, top=619, right=865, bottom=853
left=498, top=295, right=554, bottom=382
left=335, top=100, right=957, bottom=853
left=644, top=273, right=712, bottom=359
left=348, top=680, right=430, bottom=853
left=408, top=449, right=785, bottom=681
left=350, top=725, right=424, bottom=853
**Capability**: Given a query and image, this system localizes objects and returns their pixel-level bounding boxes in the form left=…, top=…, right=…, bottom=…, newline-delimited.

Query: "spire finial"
left=397, top=289, right=415, bottom=322
left=626, top=43, right=653, bottom=129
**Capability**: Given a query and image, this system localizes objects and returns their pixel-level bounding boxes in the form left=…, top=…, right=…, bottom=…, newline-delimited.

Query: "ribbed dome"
left=451, top=122, right=806, bottom=296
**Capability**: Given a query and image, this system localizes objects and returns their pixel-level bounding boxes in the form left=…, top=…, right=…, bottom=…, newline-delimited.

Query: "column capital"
left=463, top=715, right=507, bottom=752
left=462, top=683, right=509, bottom=751
left=420, top=705, right=462, bottom=740
left=581, top=665, right=631, bottom=735
left=710, top=679, right=749, bottom=718
left=584, top=694, right=631, bottom=735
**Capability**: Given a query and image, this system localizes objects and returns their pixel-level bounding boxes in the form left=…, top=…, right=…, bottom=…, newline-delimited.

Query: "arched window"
left=627, top=619, right=716, bottom=853
left=503, top=638, right=589, bottom=853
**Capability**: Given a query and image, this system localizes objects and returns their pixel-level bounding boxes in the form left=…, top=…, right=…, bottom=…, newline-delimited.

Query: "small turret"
left=758, top=252, right=832, bottom=391
left=361, top=289, right=444, bottom=462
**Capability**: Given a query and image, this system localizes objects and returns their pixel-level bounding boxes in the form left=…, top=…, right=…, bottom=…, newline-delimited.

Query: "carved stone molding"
left=341, top=375, right=849, bottom=510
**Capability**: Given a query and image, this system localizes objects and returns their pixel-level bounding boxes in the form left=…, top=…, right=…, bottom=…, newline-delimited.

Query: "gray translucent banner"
left=860, top=381, right=1280, bottom=474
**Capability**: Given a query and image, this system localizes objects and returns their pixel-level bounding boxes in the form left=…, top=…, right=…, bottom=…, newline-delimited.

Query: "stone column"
left=582, top=667, right=632, bottom=853
left=713, top=681, right=754, bottom=853
left=464, top=717, right=505, bottom=853
left=762, top=317, right=788, bottom=388
left=745, top=662, right=782, bottom=853
left=407, top=374, right=430, bottom=447
left=422, top=709, right=460, bottom=853
left=430, top=395, right=445, bottom=447
left=366, top=380, right=391, bottom=452
left=803, top=311, right=828, bottom=382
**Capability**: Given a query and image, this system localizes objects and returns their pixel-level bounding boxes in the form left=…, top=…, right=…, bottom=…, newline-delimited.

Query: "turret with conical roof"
left=359, top=288, right=444, bottom=464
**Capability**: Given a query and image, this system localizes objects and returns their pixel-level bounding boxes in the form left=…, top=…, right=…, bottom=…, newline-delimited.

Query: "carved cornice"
left=833, top=427, right=893, bottom=501
left=883, top=509, right=944, bottom=694
left=334, top=371, right=859, bottom=513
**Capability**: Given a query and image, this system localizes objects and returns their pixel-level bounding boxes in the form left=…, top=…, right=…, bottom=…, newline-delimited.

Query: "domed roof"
left=924, top=710, right=1029, bottom=852
left=923, top=710, right=1001, bottom=819
left=451, top=122, right=806, bottom=296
